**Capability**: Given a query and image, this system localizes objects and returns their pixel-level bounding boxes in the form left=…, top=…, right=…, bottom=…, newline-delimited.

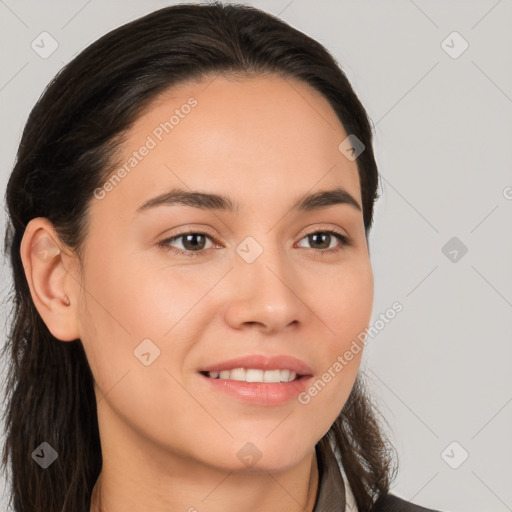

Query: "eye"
left=158, top=232, right=216, bottom=257
left=296, top=230, right=348, bottom=254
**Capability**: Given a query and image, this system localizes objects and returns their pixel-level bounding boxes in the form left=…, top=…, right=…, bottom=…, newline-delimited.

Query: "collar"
left=312, top=442, right=347, bottom=512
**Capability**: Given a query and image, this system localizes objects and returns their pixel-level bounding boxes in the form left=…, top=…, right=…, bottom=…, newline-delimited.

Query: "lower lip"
left=199, top=373, right=313, bottom=406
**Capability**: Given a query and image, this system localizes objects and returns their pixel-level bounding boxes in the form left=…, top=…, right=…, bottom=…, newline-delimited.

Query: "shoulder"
left=370, top=493, right=445, bottom=512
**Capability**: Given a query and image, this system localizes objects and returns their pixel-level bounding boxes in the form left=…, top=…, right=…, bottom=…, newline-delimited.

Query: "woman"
left=1, top=3, right=445, bottom=511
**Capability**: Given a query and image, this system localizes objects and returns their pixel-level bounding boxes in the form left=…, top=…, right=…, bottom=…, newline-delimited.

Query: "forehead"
left=93, top=74, right=362, bottom=218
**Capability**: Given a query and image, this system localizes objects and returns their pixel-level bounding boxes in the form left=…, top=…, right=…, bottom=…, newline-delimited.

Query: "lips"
left=198, top=354, right=314, bottom=407
left=197, top=354, right=314, bottom=405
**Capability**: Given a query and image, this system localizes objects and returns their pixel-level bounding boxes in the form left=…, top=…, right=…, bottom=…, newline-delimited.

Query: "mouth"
left=200, top=368, right=302, bottom=383
left=197, top=354, right=314, bottom=405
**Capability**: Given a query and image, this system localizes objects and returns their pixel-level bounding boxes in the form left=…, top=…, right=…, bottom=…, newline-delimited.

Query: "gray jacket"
left=314, top=443, right=443, bottom=512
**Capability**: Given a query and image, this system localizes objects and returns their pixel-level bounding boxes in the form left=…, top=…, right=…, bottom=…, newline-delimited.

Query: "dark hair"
left=1, top=2, right=396, bottom=511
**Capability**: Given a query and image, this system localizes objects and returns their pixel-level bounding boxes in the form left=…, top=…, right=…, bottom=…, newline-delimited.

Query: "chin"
left=207, top=436, right=314, bottom=474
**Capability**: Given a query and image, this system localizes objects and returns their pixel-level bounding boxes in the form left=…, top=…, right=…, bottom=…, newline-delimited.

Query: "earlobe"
left=20, top=218, right=81, bottom=342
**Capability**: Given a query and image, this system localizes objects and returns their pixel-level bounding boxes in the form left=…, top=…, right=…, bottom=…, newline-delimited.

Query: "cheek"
left=76, top=257, right=197, bottom=448
left=75, top=252, right=168, bottom=394
left=296, top=258, right=372, bottom=419
left=79, top=249, right=193, bottom=342
left=305, top=256, right=374, bottom=347
left=76, top=250, right=218, bottom=397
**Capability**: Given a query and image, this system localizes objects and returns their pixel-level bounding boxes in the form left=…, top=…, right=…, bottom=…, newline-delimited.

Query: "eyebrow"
left=136, top=186, right=361, bottom=215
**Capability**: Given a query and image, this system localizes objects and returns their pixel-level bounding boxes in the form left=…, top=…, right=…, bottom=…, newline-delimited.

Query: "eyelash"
left=157, top=229, right=349, bottom=258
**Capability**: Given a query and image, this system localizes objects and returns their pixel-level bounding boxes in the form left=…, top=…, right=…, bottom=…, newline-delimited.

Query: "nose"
left=223, top=245, right=307, bottom=335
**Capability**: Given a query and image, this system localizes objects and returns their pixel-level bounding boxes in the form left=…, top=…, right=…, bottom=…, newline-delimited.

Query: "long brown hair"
left=1, top=3, right=396, bottom=511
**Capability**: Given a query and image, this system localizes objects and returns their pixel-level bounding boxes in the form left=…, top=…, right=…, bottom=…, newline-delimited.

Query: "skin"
left=21, top=74, right=374, bottom=512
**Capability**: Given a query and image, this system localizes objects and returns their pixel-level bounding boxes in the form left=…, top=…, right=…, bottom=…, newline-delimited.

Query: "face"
left=73, top=74, right=374, bottom=472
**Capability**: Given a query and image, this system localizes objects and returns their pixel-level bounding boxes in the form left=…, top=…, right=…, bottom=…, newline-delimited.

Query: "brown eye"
left=158, top=232, right=215, bottom=256
left=307, top=232, right=332, bottom=250
left=179, top=233, right=208, bottom=251
left=296, top=230, right=348, bottom=253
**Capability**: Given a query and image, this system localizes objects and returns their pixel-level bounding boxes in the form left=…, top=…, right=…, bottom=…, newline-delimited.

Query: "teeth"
left=206, top=368, right=298, bottom=383
left=245, top=369, right=263, bottom=382
left=263, top=369, right=281, bottom=383
left=230, top=368, right=246, bottom=381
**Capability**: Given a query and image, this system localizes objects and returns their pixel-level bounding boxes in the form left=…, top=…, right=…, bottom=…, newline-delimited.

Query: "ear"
left=20, top=217, right=81, bottom=342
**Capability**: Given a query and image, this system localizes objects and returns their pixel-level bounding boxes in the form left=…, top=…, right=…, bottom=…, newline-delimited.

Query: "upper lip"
left=199, top=354, right=314, bottom=376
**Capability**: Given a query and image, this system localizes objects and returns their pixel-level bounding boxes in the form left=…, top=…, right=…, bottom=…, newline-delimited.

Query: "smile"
left=202, top=368, right=299, bottom=383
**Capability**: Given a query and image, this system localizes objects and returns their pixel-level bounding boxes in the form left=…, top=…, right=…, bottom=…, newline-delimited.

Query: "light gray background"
left=1, top=1, right=511, bottom=511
